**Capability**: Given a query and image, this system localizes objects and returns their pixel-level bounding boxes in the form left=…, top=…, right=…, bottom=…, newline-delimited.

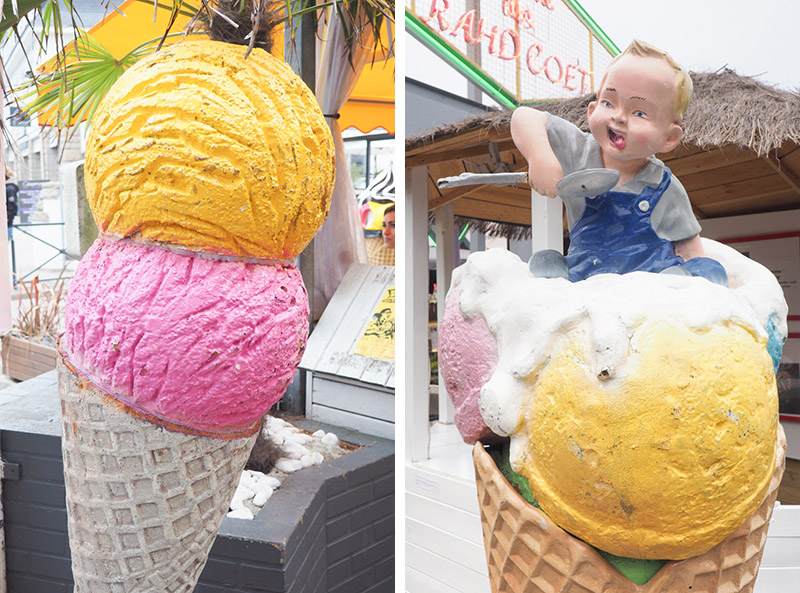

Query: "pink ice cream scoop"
left=439, top=285, right=502, bottom=444
left=63, top=239, right=308, bottom=434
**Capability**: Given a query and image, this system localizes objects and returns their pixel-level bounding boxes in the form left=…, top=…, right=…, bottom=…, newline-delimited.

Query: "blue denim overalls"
left=565, top=168, right=727, bottom=285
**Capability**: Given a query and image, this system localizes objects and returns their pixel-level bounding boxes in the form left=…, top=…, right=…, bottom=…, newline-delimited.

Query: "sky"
left=572, top=0, right=800, bottom=91
left=406, top=0, right=800, bottom=100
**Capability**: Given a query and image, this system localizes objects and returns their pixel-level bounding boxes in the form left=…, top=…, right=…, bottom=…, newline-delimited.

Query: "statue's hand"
left=528, top=157, right=562, bottom=198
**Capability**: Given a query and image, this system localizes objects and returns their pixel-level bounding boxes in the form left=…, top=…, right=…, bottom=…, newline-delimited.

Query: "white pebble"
left=229, top=497, right=244, bottom=511
left=260, top=475, right=281, bottom=490
left=252, top=486, right=273, bottom=506
left=270, top=431, right=288, bottom=445
left=227, top=507, right=254, bottom=520
left=312, top=429, right=326, bottom=438
left=284, top=442, right=311, bottom=460
left=275, top=458, right=303, bottom=473
left=312, top=451, right=324, bottom=465
left=292, top=433, right=314, bottom=444
left=285, top=432, right=306, bottom=445
left=239, top=471, right=259, bottom=491
left=232, top=483, right=254, bottom=506
left=300, top=455, right=315, bottom=468
left=267, top=416, right=290, bottom=430
left=274, top=427, right=294, bottom=440
left=248, top=470, right=266, bottom=482
left=321, top=432, right=339, bottom=446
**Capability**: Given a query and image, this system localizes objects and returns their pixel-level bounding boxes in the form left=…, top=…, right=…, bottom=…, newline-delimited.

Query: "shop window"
left=343, top=128, right=394, bottom=192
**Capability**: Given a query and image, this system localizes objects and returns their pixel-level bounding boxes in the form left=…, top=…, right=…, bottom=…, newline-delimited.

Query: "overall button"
left=638, top=200, right=650, bottom=212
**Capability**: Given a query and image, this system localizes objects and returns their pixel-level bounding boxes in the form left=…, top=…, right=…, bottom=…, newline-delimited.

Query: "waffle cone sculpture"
left=439, top=244, right=789, bottom=591
left=59, top=33, right=333, bottom=592
left=60, top=360, right=258, bottom=592
left=473, top=424, right=786, bottom=593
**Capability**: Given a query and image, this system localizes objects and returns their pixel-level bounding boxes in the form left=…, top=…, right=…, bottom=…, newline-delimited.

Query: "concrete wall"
left=0, top=374, right=394, bottom=593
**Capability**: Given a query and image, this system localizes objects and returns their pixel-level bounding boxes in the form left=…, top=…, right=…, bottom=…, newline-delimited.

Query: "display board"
left=300, top=264, right=395, bottom=439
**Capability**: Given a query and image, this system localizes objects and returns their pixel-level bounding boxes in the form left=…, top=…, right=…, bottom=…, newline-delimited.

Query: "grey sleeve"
left=650, top=174, right=702, bottom=242
left=544, top=113, right=601, bottom=228
left=544, top=113, right=601, bottom=175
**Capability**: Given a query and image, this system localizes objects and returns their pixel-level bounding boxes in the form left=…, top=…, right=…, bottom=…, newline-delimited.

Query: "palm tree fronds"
left=3, top=0, right=395, bottom=134
left=12, top=30, right=178, bottom=130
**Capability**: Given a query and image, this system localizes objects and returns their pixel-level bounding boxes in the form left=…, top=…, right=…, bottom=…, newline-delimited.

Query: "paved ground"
left=0, top=372, right=15, bottom=390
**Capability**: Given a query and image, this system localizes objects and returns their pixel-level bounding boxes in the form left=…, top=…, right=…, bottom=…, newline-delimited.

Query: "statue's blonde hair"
left=603, top=40, right=693, bottom=122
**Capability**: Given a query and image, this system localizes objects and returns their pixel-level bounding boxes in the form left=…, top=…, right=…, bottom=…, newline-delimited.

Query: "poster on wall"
left=723, top=232, right=800, bottom=319
left=722, top=232, right=800, bottom=421
left=778, top=336, right=800, bottom=422
left=353, top=286, right=396, bottom=361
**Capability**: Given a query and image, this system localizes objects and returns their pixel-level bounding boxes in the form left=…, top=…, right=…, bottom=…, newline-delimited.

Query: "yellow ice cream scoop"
left=84, top=39, right=334, bottom=259
left=518, top=318, right=778, bottom=560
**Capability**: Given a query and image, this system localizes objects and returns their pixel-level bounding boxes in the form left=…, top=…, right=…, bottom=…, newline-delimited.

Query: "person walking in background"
left=5, top=169, right=18, bottom=241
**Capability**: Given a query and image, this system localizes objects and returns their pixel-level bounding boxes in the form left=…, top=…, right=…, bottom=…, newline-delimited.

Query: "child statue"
left=511, top=40, right=727, bottom=285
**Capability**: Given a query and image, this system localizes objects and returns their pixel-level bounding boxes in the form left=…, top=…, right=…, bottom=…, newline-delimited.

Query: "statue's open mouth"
left=609, top=128, right=626, bottom=149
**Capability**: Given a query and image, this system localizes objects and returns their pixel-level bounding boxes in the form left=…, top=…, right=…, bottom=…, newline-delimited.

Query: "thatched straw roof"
left=407, top=70, right=800, bottom=234
left=408, top=70, right=800, bottom=155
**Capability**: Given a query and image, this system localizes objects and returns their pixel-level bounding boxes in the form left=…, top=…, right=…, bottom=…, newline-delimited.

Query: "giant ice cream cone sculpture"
left=472, top=426, right=786, bottom=593
left=439, top=240, right=788, bottom=591
left=59, top=35, right=333, bottom=592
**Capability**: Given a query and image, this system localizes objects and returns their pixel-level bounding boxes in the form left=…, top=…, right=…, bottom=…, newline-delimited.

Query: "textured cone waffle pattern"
left=473, top=424, right=786, bottom=593
left=58, top=360, right=258, bottom=593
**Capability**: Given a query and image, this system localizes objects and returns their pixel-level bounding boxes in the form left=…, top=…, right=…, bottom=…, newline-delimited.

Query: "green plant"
left=12, top=273, right=66, bottom=343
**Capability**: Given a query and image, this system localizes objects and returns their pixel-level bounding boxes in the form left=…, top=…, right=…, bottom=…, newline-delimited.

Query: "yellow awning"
left=340, top=20, right=394, bottom=134
left=87, top=0, right=200, bottom=57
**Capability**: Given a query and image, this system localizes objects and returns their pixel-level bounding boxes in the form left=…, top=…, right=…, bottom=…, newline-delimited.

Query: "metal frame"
left=10, top=222, right=77, bottom=285
left=343, top=131, right=395, bottom=191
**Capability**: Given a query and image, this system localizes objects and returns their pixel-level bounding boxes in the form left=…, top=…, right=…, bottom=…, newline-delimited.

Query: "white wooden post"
left=531, top=190, right=564, bottom=253
left=434, top=202, right=456, bottom=424
left=406, top=166, right=431, bottom=462
left=470, top=229, right=486, bottom=253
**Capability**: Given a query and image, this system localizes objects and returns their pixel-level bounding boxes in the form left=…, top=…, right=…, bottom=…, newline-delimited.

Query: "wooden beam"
left=689, top=173, right=788, bottom=207
left=777, top=142, right=800, bottom=158
left=700, top=191, right=800, bottom=217
left=766, top=152, right=800, bottom=195
left=406, top=140, right=519, bottom=168
left=428, top=165, right=529, bottom=210
left=691, top=202, right=710, bottom=220
left=697, top=189, right=800, bottom=214
left=453, top=197, right=532, bottom=226
left=663, top=145, right=757, bottom=177
left=680, top=159, right=774, bottom=193
left=406, top=128, right=510, bottom=161
left=428, top=184, right=481, bottom=210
